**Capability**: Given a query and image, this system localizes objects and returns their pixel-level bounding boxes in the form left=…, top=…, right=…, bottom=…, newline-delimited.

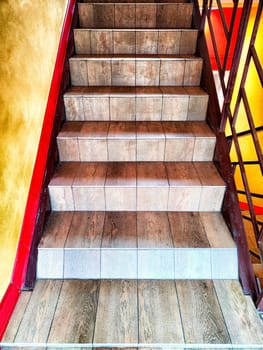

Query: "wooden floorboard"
left=2, top=291, right=32, bottom=342
left=176, top=280, right=231, bottom=345
left=93, top=280, right=138, bottom=344
left=138, top=280, right=184, bottom=345
left=102, top=212, right=137, bottom=248
left=48, top=280, right=99, bottom=344
left=14, top=280, right=62, bottom=343
left=3, top=279, right=263, bottom=348
left=214, top=279, right=263, bottom=345
left=137, top=212, right=173, bottom=248
left=39, top=211, right=73, bottom=248
left=65, top=211, right=105, bottom=248
left=168, top=212, right=210, bottom=247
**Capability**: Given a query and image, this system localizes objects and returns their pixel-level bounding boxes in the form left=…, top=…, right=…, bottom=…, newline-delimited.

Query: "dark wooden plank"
left=2, top=292, right=32, bottom=342
left=94, top=280, right=138, bottom=344
left=39, top=211, right=73, bottom=248
left=214, top=279, right=263, bottom=345
left=14, top=280, right=62, bottom=343
left=138, top=280, right=184, bottom=344
left=176, top=280, right=230, bottom=345
left=48, top=280, right=99, bottom=344
left=137, top=212, right=172, bottom=248
left=168, top=212, right=210, bottom=248
left=102, top=212, right=136, bottom=248
left=65, top=211, right=105, bottom=248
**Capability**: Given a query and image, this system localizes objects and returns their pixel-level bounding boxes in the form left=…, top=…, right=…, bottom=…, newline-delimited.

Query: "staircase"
left=2, top=0, right=263, bottom=348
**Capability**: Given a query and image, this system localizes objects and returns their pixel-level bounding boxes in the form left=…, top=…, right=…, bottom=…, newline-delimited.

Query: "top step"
left=78, top=2, right=193, bottom=29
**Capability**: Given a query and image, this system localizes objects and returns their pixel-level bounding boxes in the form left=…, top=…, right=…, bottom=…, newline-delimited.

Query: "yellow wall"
left=0, top=0, right=68, bottom=300
left=229, top=6, right=263, bottom=208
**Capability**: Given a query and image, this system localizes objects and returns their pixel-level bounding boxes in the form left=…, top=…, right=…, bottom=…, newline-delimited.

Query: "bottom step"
left=37, top=211, right=238, bottom=280
left=2, top=279, right=263, bottom=348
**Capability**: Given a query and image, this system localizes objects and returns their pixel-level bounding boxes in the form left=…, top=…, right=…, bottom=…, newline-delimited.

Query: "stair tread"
left=74, top=28, right=198, bottom=55
left=75, top=28, right=197, bottom=31
left=49, top=161, right=225, bottom=187
left=3, top=279, right=263, bottom=346
left=71, top=53, right=201, bottom=59
left=58, top=121, right=215, bottom=139
left=79, top=1, right=190, bottom=3
left=65, top=85, right=208, bottom=96
left=78, top=2, right=193, bottom=30
left=39, top=211, right=235, bottom=249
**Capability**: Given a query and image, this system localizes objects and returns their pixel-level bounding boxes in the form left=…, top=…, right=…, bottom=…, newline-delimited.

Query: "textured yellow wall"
left=0, top=0, right=67, bottom=300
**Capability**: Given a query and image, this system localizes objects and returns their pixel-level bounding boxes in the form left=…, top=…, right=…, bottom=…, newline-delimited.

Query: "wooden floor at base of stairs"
left=2, top=279, right=263, bottom=348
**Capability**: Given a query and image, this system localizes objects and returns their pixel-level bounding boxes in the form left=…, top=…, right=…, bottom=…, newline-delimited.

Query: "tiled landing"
left=3, top=279, right=263, bottom=348
left=48, top=161, right=226, bottom=211
left=69, top=55, right=203, bottom=86
left=57, top=121, right=216, bottom=162
left=78, top=2, right=193, bottom=29
left=64, top=86, right=209, bottom=121
left=37, top=211, right=237, bottom=280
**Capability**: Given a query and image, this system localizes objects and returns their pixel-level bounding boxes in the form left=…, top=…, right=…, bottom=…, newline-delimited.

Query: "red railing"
left=193, top=0, right=263, bottom=309
left=0, top=0, right=77, bottom=338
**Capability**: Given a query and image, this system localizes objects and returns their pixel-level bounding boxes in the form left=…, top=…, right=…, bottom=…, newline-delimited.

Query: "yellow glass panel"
left=254, top=7, right=263, bottom=67
left=225, top=117, right=232, bottom=137
left=238, top=134, right=260, bottom=161
left=230, top=6, right=258, bottom=112
left=234, top=100, right=250, bottom=134
left=246, top=164, right=263, bottom=207
left=245, top=61, right=263, bottom=129
left=230, top=141, right=238, bottom=163
left=234, top=165, right=245, bottom=192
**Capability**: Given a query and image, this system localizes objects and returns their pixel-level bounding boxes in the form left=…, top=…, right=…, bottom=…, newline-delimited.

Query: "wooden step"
left=69, top=55, right=203, bottom=86
left=48, top=161, right=225, bottom=211
left=36, top=211, right=237, bottom=280
left=57, top=121, right=216, bottom=162
left=3, top=279, right=263, bottom=348
left=78, top=2, right=193, bottom=29
left=64, top=86, right=208, bottom=121
left=80, top=0, right=190, bottom=3
left=74, top=28, right=198, bottom=55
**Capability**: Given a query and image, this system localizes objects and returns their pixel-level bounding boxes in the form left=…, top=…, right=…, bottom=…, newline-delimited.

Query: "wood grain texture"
left=102, top=211, right=136, bottom=248
left=15, top=280, right=62, bottom=343
left=137, top=212, right=172, bottom=248
left=65, top=211, right=105, bottom=248
left=2, top=292, right=32, bottom=342
left=94, top=280, right=138, bottom=344
left=138, top=280, right=184, bottom=344
left=39, top=211, right=73, bottom=248
left=200, top=212, right=235, bottom=248
left=168, top=212, right=210, bottom=248
left=48, top=280, right=99, bottom=344
left=176, top=280, right=230, bottom=345
left=106, top=162, right=136, bottom=186
left=214, top=279, right=263, bottom=345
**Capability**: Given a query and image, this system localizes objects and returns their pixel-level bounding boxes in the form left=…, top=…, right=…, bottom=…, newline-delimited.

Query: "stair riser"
left=57, top=137, right=215, bottom=162
left=48, top=186, right=225, bottom=212
left=64, top=94, right=208, bottom=121
left=78, top=3, right=193, bottom=29
left=74, top=29, right=197, bottom=55
left=69, top=58, right=203, bottom=86
left=37, top=247, right=238, bottom=280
